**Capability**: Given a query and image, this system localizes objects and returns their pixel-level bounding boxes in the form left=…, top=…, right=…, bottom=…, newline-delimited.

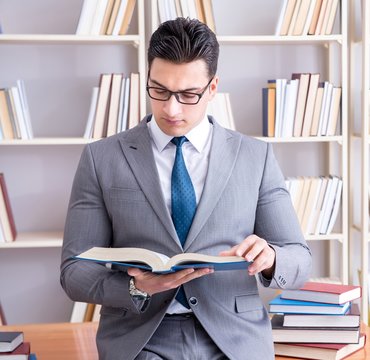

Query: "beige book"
left=326, top=87, right=341, bottom=136
left=292, top=73, right=310, bottom=137
left=308, top=0, right=323, bottom=34
left=106, top=0, right=121, bottom=35
left=100, top=0, right=115, bottom=35
left=107, top=74, right=123, bottom=137
left=296, top=177, right=312, bottom=225
left=279, top=0, right=297, bottom=36
left=301, top=73, right=320, bottom=137
left=202, top=0, right=216, bottom=32
left=287, top=0, right=302, bottom=35
left=119, top=0, right=136, bottom=35
left=319, top=0, right=333, bottom=35
left=0, top=89, right=15, bottom=139
left=324, top=0, right=339, bottom=35
left=314, top=0, right=328, bottom=35
left=127, top=73, right=140, bottom=129
left=92, top=304, right=102, bottom=322
left=93, top=74, right=112, bottom=139
left=0, top=181, right=14, bottom=242
left=292, top=0, right=311, bottom=35
left=310, top=82, right=324, bottom=135
left=194, top=0, right=205, bottom=23
left=301, top=177, right=321, bottom=234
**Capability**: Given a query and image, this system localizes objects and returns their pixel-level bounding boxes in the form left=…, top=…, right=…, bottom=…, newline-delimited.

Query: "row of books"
left=262, top=74, right=341, bottom=138
left=269, top=281, right=365, bottom=360
left=84, top=72, right=140, bottom=139
left=276, top=0, right=339, bottom=36
left=286, top=175, right=342, bottom=236
left=0, top=331, right=37, bottom=359
left=0, top=80, right=33, bottom=140
left=70, top=302, right=101, bottom=323
left=76, top=0, right=136, bottom=36
left=157, top=0, right=216, bottom=32
left=0, top=173, right=17, bottom=243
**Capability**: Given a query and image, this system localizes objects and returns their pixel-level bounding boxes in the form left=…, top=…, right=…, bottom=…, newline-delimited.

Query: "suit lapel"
left=184, top=121, right=241, bottom=250
left=118, top=118, right=181, bottom=248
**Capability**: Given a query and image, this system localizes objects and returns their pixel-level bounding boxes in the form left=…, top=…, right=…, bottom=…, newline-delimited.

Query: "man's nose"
left=163, top=94, right=182, bottom=116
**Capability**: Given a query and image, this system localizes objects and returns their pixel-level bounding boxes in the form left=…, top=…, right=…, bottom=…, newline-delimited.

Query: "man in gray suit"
left=61, top=17, right=311, bottom=360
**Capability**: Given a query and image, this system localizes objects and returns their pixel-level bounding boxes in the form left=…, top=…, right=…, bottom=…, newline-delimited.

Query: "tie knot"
left=171, top=136, right=188, bottom=148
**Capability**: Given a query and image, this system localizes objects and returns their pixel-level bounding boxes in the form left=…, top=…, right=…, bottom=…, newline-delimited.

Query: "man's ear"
left=208, top=76, right=219, bottom=100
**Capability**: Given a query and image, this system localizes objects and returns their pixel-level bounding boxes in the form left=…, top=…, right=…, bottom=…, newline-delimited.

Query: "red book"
left=0, top=173, right=17, bottom=241
left=0, top=342, right=30, bottom=359
left=275, top=333, right=366, bottom=360
left=281, top=282, right=361, bottom=304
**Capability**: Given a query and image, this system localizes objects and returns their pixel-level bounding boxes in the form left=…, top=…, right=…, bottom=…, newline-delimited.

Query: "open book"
left=74, top=247, right=251, bottom=274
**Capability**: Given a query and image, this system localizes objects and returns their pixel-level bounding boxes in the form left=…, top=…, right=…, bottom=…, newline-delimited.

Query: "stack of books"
left=262, top=73, right=341, bottom=138
left=157, top=0, right=216, bottom=33
left=0, top=173, right=17, bottom=243
left=0, top=331, right=37, bottom=359
left=269, top=281, right=365, bottom=359
left=0, top=80, right=33, bottom=141
left=76, top=0, right=137, bottom=36
left=276, top=0, right=339, bottom=36
left=84, top=72, right=140, bottom=139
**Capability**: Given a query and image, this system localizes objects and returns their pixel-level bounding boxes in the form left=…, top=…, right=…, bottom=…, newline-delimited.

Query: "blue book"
left=74, top=246, right=252, bottom=274
left=269, top=294, right=351, bottom=315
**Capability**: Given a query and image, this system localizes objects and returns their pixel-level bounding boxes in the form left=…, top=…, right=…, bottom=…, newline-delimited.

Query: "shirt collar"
left=148, top=115, right=212, bottom=153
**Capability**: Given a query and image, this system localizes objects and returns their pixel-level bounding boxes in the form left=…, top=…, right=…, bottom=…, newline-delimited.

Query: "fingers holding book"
left=127, top=267, right=214, bottom=296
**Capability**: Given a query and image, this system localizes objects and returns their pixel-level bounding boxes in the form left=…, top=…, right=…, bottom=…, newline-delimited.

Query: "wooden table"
left=1, top=322, right=369, bottom=359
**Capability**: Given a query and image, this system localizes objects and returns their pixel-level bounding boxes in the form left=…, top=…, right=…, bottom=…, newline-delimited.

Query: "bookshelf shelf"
left=0, top=34, right=141, bottom=45
left=0, top=138, right=97, bottom=145
left=0, top=232, right=63, bottom=248
left=255, top=136, right=343, bottom=143
left=217, top=35, right=343, bottom=45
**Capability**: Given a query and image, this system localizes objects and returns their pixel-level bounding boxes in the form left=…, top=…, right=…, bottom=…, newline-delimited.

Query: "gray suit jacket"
left=61, top=115, right=312, bottom=360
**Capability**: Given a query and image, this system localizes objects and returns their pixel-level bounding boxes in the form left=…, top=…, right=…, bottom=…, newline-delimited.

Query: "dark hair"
left=148, top=17, right=219, bottom=78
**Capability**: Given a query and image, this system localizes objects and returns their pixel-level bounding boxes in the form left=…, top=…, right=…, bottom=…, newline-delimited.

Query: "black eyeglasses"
left=146, top=77, right=214, bottom=105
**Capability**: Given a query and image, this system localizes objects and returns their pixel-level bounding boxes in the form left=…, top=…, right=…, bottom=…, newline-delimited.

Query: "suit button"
left=189, top=297, right=198, bottom=306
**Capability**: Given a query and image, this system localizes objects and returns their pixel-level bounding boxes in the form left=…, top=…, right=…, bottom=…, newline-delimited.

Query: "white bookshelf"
left=0, top=0, right=352, bottom=324
left=0, top=0, right=146, bottom=324
left=150, top=0, right=348, bottom=285
left=350, top=0, right=370, bottom=325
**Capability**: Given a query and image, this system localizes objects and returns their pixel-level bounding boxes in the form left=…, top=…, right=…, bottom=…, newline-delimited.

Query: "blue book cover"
left=269, top=294, right=351, bottom=315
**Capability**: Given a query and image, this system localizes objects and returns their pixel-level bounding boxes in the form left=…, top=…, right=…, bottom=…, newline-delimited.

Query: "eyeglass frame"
left=146, top=76, right=214, bottom=105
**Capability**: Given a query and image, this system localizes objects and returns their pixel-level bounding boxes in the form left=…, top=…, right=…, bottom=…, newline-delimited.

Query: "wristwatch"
left=129, top=277, right=150, bottom=300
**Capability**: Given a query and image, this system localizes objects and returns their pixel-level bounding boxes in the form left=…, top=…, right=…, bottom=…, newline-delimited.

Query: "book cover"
left=269, top=294, right=351, bottom=315
left=119, top=0, right=137, bottom=35
left=282, top=303, right=361, bottom=328
left=271, top=314, right=360, bottom=344
left=0, top=332, right=23, bottom=352
left=0, top=341, right=30, bottom=359
left=274, top=333, right=366, bottom=360
left=93, top=74, right=112, bottom=139
left=0, top=173, right=17, bottom=241
left=74, top=247, right=251, bottom=274
left=281, top=281, right=361, bottom=304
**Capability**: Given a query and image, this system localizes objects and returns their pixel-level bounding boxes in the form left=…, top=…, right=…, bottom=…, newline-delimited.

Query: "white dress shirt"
left=147, top=115, right=213, bottom=313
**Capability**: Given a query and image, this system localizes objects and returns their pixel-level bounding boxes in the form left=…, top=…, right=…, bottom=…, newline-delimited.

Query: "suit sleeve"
left=60, top=144, right=147, bottom=313
left=255, top=143, right=312, bottom=289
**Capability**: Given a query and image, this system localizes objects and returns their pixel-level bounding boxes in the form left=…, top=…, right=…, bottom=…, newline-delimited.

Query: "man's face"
left=148, top=58, right=218, bottom=137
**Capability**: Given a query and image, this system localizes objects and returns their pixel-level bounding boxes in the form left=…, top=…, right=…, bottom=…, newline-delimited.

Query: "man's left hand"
left=219, top=235, right=276, bottom=278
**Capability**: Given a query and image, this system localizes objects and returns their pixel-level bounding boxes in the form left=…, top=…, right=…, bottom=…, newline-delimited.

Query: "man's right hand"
left=127, top=267, right=213, bottom=296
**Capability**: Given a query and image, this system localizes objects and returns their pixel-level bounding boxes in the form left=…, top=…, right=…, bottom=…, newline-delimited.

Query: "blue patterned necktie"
left=171, top=136, right=196, bottom=308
